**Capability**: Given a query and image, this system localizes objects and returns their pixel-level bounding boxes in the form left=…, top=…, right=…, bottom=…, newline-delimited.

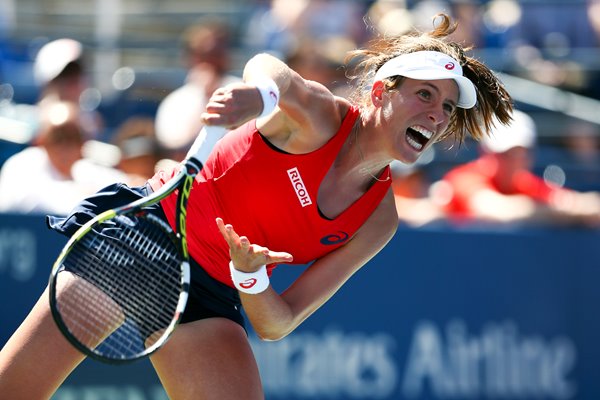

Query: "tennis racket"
left=48, top=125, right=227, bottom=364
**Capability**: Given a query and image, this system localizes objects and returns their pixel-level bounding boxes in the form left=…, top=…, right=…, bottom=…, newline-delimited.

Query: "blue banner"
left=1, top=213, right=599, bottom=399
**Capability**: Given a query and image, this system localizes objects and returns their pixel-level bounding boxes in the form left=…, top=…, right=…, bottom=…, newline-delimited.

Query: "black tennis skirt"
left=47, top=182, right=245, bottom=331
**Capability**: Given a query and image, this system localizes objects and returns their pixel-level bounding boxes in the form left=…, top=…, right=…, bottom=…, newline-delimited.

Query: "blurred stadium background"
left=1, top=1, right=600, bottom=399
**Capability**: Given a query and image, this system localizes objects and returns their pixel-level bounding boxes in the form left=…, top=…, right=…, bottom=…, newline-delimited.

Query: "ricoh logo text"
left=287, top=167, right=312, bottom=207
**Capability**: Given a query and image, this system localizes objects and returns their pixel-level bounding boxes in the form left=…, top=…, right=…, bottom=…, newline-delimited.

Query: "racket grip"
left=186, top=126, right=228, bottom=164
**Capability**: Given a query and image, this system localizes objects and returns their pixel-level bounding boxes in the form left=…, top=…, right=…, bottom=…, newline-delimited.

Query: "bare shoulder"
left=261, top=81, right=353, bottom=152
left=284, top=76, right=349, bottom=129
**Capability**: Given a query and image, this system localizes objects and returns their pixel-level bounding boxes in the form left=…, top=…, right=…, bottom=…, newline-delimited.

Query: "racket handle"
left=186, top=126, right=228, bottom=164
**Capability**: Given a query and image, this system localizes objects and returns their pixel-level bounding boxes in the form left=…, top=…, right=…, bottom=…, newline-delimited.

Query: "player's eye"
left=443, top=102, right=456, bottom=115
left=417, top=89, right=431, bottom=100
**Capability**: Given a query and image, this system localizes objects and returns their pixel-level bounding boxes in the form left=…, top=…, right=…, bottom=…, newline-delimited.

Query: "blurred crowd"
left=0, top=0, right=599, bottom=229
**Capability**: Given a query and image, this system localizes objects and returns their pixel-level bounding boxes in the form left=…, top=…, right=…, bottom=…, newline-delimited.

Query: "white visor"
left=373, top=50, right=477, bottom=109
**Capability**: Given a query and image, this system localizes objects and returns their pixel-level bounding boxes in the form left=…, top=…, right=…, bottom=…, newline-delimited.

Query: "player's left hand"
left=216, top=217, right=293, bottom=272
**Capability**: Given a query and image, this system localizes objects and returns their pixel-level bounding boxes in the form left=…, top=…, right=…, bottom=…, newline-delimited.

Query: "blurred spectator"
left=448, top=0, right=486, bottom=48
left=367, top=0, right=484, bottom=49
left=243, top=0, right=369, bottom=57
left=497, top=0, right=600, bottom=98
left=366, top=0, right=414, bottom=38
left=478, top=0, right=523, bottom=48
left=241, top=0, right=300, bottom=56
left=284, top=35, right=354, bottom=97
left=111, top=116, right=164, bottom=186
left=33, top=38, right=104, bottom=140
left=0, top=38, right=96, bottom=159
left=0, top=102, right=125, bottom=215
left=287, top=0, right=369, bottom=45
left=155, top=19, right=240, bottom=161
left=410, top=0, right=453, bottom=30
left=435, top=109, right=600, bottom=228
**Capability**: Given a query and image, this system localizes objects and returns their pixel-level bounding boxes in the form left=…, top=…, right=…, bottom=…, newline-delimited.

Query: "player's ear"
left=371, top=80, right=385, bottom=107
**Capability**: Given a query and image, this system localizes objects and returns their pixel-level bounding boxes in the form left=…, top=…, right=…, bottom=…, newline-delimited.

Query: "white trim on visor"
left=373, top=50, right=477, bottom=109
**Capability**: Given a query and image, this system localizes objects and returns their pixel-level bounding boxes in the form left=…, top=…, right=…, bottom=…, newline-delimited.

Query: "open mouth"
left=406, top=125, right=433, bottom=152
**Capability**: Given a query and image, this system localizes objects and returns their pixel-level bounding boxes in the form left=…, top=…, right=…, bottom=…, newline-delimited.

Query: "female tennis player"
left=0, top=14, right=512, bottom=399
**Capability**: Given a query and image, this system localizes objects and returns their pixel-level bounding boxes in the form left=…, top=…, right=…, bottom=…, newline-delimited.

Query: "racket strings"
left=125, top=224, right=183, bottom=332
left=55, top=215, right=184, bottom=359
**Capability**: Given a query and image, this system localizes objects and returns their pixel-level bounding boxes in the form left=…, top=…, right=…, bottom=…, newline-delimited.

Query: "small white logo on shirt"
left=287, top=167, right=312, bottom=207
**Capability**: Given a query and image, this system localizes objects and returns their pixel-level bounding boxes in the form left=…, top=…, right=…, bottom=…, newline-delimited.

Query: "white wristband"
left=229, top=262, right=270, bottom=294
left=252, top=78, right=280, bottom=118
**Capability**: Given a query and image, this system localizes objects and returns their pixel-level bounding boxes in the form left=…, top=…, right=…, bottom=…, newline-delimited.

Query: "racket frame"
left=48, top=158, right=202, bottom=364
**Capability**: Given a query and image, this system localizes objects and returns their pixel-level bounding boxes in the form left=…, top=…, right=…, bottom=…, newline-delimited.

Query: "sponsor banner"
left=251, top=320, right=576, bottom=400
left=1, top=213, right=599, bottom=399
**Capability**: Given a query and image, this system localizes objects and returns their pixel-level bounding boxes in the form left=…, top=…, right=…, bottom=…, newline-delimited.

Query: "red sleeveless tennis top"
left=149, top=106, right=391, bottom=287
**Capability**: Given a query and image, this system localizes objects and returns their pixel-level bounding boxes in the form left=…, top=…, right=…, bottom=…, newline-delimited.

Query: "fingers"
left=201, top=88, right=234, bottom=126
left=267, top=251, right=294, bottom=265
left=216, top=217, right=238, bottom=245
left=201, top=83, right=265, bottom=128
left=215, top=218, right=293, bottom=270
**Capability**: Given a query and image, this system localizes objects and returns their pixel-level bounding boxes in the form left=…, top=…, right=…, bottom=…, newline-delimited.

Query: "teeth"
left=410, top=125, right=433, bottom=140
left=406, top=135, right=423, bottom=151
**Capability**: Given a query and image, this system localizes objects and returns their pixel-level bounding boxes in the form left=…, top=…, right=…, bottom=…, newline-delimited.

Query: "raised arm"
left=202, top=53, right=349, bottom=153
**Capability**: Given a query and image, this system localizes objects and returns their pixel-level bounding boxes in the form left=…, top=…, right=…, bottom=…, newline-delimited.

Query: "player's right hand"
left=201, top=83, right=264, bottom=129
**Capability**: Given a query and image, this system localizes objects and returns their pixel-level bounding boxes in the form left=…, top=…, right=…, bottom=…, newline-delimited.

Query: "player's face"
left=380, top=78, right=458, bottom=164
